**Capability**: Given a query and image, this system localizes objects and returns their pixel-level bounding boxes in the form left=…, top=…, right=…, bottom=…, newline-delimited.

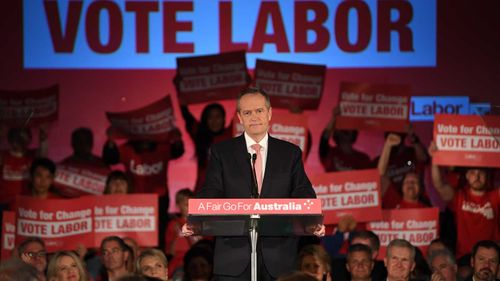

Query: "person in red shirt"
left=319, top=107, right=372, bottom=172
left=165, top=188, right=201, bottom=277
left=28, top=157, right=61, bottom=199
left=429, top=142, right=500, bottom=266
left=0, top=126, right=48, bottom=207
left=377, top=133, right=430, bottom=209
left=102, top=128, right=184, bottom=251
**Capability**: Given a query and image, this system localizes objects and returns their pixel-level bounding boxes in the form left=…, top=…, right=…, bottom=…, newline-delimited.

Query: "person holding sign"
left=28, top=158, right=61, bottom=199
left=319, top=106, right=372, bottom=172
left=378, top=133, right=430, bottom=209
left=179, top=101, right=233, bottom=193
left=428, top=142, right=500, bottom=266
left=182, top=88, right=324, bottom=280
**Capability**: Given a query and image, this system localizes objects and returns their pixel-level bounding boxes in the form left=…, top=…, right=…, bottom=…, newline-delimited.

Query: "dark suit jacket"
left=198, top=134, right=316, bottom=278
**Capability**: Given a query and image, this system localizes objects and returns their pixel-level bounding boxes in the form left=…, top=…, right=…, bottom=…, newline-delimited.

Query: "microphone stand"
left=248, top=153, right=259, bottom=281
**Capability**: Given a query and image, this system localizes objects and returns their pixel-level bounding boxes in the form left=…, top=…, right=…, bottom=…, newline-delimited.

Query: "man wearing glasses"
left=18, top=237, right=48, bottom=281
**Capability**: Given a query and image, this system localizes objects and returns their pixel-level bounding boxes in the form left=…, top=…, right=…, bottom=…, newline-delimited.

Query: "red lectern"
left=187, top=198, right=323, bottom=281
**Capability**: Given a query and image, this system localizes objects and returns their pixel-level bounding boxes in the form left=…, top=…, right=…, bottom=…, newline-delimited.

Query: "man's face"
left=351, top=237, right=378, bottom=259
left=102, top=240, right=128, bottom=271
left=384, top=246, right=415, bottom=281
left=237, top=93, right=271, bottom=142
left=466, top=169, right=487, bottom=191
left=346, top=251, right=374, bottom=280
left=431, top=255, right=457, bottom=281
left=32, top=166, right=54, bottom=193
left=471, top=247, right=499, bottom=281
left=20, top=241, right=47, bottom=274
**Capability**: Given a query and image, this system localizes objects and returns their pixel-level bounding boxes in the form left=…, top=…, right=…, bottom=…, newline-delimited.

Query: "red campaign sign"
left=93, top=194, right=158, bottom=247
left=188, top=198, right=322, bottom=215
left=254, top=59, right=326, bottom=110
left=311, top=169, right=382, bottom=225
left=14, top=194, right=158, bottom=252
left=1, top=211, right=16, bottom=260
left=336, top=82, right=410, bottom=132
left=176, top=51, right=248, bottom=104
left=106, top=96, right=176, bottom=141
left=0, top=85, right=59, bottom=127
left=232, top=111, right=309, bottom=159
left=54, top=163, right=109, bottom=197
left=367, top=208, right=439, bottom=259
left=433, top=114, right=500, bottom=168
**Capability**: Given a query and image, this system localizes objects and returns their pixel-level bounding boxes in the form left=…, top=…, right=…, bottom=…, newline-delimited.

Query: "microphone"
left=248, top=153, right=259, bottom=198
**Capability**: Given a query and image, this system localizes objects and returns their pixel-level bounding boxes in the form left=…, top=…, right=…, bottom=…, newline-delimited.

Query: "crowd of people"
left=0, top=84, right=498, bottom=281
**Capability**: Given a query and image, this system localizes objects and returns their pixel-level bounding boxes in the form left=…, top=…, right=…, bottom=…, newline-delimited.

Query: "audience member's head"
left=0, top=258, right=39, bottom=281
left=427, top=239, right=449, bottom=257
left=29, top=158, right=56, bottom=195
left=470, top=240, right=500, bottom=281
left=135, top=248, right=168, bottom=281
left=46, top=250, right=89, bottom=281
left=100, top=236, right=131, bottom=277
left=427, top=249, right=457, bottom=281
left=384, top=239, right=416, bottom=281
left=350, top=230, right=381, bottom=259
left=465, top=168, right=489, bottom=192
left=7, top=127, right=32, bottom=152
left=183, top=246, right=213, bottom=281
left=200, top=103, right=226, bottom=134
left=18, top=237, right=47, bottom=276
left=401, top=172, right=426, bottom=204
left=105, top=171, right=133, bottom=194
left=298, top=244, right=331, bottom=281
left=346, top=243, right=374, bottom=281
left=175, top=188, right=195, bottom=217
left=71, top=127, right=94, bottom=157
left=333, top=129, right=358, bottom=146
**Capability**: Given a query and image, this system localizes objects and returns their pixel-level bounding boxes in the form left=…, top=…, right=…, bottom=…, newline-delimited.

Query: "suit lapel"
left=261, top=136, right=277, bottom=197
left=233, top=135, right=254, bottom=196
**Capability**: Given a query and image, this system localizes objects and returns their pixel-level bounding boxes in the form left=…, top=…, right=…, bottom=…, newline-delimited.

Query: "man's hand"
left=385, top=133, right=401, bottom=147
left=313, top=224, right=325, bottom=237
left=431, top=272, right=445, bottom=281
left=181, top=223, right=194, bottom=237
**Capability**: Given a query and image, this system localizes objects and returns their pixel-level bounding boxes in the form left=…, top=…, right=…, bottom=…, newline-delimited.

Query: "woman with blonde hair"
left=47, top=250, right=89, bottom=281
left=135, top=248, right=168, bottom=281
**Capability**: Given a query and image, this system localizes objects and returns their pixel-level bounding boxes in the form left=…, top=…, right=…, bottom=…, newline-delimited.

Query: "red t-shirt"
left=0, top=150, right=36, bottom=205
left=450, top=187, right=500, bottom=258
left=119, top=143, right=172, bottom=195
left=395, top=199, right=427, bottom=209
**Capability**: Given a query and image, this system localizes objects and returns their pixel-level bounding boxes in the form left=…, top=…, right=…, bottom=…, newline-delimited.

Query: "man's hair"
left=29, top=158, right=56, bottom=177
left=351, top=230, right=381, bottom=252
left=71, top=127, right=94, bottom=148
left=136, top=248, right=168, bottom=275
left=471, top=240, right=500, bottom=260
left=386, top=239, right=416, bottom=261
left=427, top=249, right=456, bottom=267
left=236, top=87, right=271, bottom=111
left=175, top=188, right=195, bottom=204
left=105, top=170, right=133, bottom=194
left=17, top=237, right=45, bottom=256
left=100, top=236, right=129, bottom=252
left=347, top=243, right=373, bottom=261
left=298, top=244, right=331, bottom=273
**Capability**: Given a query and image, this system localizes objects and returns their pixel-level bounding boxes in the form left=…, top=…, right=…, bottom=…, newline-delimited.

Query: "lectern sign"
left=188, top=198, right=322, bottom=215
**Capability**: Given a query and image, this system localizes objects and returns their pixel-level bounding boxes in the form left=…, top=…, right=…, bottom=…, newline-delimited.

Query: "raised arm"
left=319, top=107, right=339, bottom=160
left=36, top=124, right=49, bottom=157
left=428, top=141, right=455, bottom=203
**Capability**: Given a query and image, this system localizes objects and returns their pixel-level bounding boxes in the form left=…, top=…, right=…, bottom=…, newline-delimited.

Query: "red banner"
left=336, top=82, right=410, bottom=132
left=233, top=111, right=309, bottom=159
left=176, top=51, right=248, bottom=104
left=106, top=96, right=176, bottom=141
left=0, top=85, right=59, bottom=127
left=254, top=59, right=326, bottom=110
left=1, top=211, right=16, bottom=260
left=433, top=114, right=500, bottom=168
left=188, top=198, right=322, bottom=215
left=311, top=169, right=382, bottom=225
left=367, top=208, right=439, bottom=259
left=14, top=195, right=158, bottom=252
left=54, top=164, right=109, bottom=197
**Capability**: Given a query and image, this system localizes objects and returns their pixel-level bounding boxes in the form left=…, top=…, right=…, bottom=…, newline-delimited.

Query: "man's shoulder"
left=269, top=135, right=300, bottom=151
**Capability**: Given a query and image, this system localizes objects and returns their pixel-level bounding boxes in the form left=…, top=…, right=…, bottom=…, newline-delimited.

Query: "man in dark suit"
left=465, top=240, right=500, bottom=281
left=183, top=88, right=324, bottom=280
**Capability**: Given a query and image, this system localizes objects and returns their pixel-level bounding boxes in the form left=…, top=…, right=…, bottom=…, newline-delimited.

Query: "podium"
left=187, top=198, right=323, bottom=281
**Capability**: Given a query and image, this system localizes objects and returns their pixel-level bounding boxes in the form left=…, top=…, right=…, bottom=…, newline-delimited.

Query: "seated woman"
left=298, top=244, right=332, bottom=281
left=136, top=248, right=169, bottom=281
left=46, top=250, right=90, bottom=281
